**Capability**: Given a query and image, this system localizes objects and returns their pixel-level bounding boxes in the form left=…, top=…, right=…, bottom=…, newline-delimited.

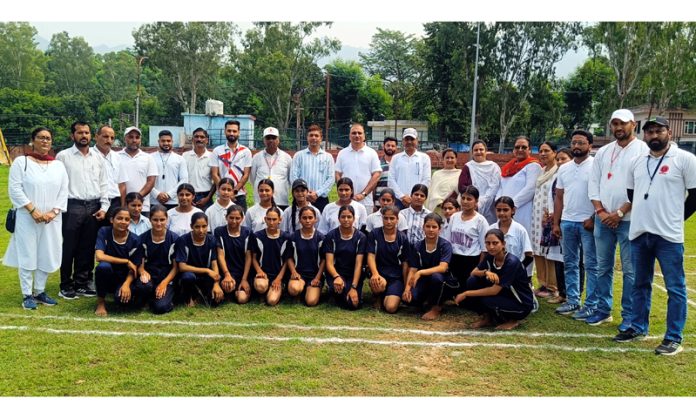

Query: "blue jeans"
left=561, top=220, right=598, bottom=307
left=630, top=233, right=687, bottom=343
left=593, top=221, right=634, bottom=319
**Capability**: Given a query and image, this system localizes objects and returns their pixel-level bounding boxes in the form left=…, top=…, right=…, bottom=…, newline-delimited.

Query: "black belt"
left=68, top=198, right=100, bottom=206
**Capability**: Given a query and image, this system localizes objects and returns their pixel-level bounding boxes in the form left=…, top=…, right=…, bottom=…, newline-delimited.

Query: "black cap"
left=292, top=179, right=308, bottom=190
left=644, top=116, right=669, bottom=129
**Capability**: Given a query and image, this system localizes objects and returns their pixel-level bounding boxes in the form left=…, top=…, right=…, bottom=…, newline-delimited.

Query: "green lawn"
left=0, top=164, right=694, bottom=396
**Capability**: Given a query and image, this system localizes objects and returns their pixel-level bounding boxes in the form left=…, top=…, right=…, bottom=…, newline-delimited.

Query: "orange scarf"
left=501, top=156, right=538, bottom=177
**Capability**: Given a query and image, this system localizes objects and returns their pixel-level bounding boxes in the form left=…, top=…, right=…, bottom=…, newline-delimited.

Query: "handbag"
left=5, top=208, right=16, bottom=233
left=539, top=217, right=559, bottom=248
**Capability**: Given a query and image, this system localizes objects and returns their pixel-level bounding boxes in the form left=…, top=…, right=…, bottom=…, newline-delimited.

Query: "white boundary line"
left=0, top=324, right=684, bottom=354
left=1, top=312, right=690, bottom=340
left=653, top=273, right=696, bottom=294
left=654, top=283, right=696, bottom=308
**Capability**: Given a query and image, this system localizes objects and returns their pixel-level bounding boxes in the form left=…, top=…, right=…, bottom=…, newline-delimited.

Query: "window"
left=685, top=121, right=696, bottom=135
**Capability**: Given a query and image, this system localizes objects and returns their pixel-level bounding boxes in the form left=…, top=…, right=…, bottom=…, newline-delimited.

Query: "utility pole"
left=325, top=72, right=331, bottom=149
left=468, top=22, right=481, bottom=161
left=135, top=56, right=148, bottom=128
left=294, top=93, right=303, bottom=151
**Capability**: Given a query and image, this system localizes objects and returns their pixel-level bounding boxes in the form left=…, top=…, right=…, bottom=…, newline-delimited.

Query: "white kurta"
left=466, top=160, right=501, bottom=224
left=496, top=162, right=542, bottom=238
left=3, top=157, right=69, bottom=271
left=426, top=168, right=461, bottom=214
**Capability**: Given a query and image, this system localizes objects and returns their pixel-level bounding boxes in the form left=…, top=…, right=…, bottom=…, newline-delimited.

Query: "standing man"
left=335, top=123, right=382, bottom=213
left=150, top=129, right=188, bottom=210
left=613, top=116, right=696, bottom=355
left=290, top=124, right=335, bottom=213
left=183, top=127, right=215, bottom=211
left=92, top=125, right=125, bottom=222
left=587, top=109, right=648, bottom=329
left=209, top=120, right=252, bottom=211
left=552, top=130, right=598, bottom=320
left=373, top=136, right=398, bottom=211
left=56, top=121, right=110, bottom=299
left=388, top=128, right=432, bottom=209
left=117, top=126, right=158, bottom=216
left=250, top=127, right=292, bottom=210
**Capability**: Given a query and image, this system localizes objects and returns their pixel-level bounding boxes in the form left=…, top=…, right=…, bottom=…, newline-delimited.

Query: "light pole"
left=135, top=56, right=148, bottom=128
left=468, top=22, right=481, bottom=160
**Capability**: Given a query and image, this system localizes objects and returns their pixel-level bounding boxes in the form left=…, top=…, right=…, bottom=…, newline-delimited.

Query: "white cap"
left=402, top=128, right=418, bottom=139
left=124, top=126, right=141, bottom=136
left=610, top=109, right=634, bottom=123
left=263, top=127, right=280, bottom=137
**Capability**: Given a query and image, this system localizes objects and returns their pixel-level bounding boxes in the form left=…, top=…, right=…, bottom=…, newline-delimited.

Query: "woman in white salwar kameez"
left=461, top=141, right=501, bottom=224
left=426, top=148, right=461, bottom=215
left=3, top=127, right=69, bottom=310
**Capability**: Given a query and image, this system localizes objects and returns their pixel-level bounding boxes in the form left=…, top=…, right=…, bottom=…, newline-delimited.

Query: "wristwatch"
left=616, top=209, right=625, bottom=218
left=52, top=208, right=61, bottom=216
left=351, top=283, right=358, bottom=290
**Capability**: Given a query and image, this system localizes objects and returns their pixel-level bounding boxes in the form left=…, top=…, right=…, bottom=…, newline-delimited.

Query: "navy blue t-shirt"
left=324, top=228, right=367, bottom=279
left=95, top=226, right=142, bottom=273
left=249, top=230, right=293, bottom=279
left=174, top=232, right=218, bottom=269
left=409, top=237, right=452, bottom=271
left=289, top=229, right=325, bottom=279
left=214, top=226, right=253, bottom=280
left=139, top=229, right=179, bottom=280
left=476, top=253, right=534, bottom=309
left=367, top=228, right=409, bottom=281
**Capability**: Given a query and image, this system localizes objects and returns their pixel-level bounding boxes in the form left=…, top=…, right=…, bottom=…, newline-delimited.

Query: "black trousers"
left=313, top=196, right=329, bottom=213
left=61, top=199, right=100, bottom=292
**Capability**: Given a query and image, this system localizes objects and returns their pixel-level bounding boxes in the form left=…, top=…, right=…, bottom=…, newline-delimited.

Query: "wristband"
left=333, top=275, right=341, bottom=280
left=28, top=207, right=36, bottom=214
left=595, top=208, right=606, bottom=215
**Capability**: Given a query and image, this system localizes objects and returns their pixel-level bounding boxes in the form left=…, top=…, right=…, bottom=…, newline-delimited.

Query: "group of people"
left=4, top=110, right=695, bottom=354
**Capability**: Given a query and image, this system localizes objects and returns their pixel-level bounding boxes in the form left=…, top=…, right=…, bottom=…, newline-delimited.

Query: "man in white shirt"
left=388, top=128, right=432, bottom=209
left=552, top=130, right=598, bottom=320
left=182, top=127, right=215, bottom=211
left=56, top=121, right=110, bottom=299
left=150, top=129, right=188, bottom=210
left=250, top=127, right=292, bottom=210
left=117, top=126, right=158, bottom=215
left=209, top=120, right=252, bottom=211
left=613, top=116, right=696, bottom=356
left=335, top=123, right=382, bottom=213
left=92, top=125, right=124, bottom=222
left=290, top=124, right=334, bottom=212
left=587, top=109, right=648, bottom=329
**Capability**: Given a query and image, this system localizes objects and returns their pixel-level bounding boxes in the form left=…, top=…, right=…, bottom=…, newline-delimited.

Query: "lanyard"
left=643, top=147, right=668, bottom=200
left=264, top=151, right=280, bottom=176
left=159, top=152, right=172, bottom=180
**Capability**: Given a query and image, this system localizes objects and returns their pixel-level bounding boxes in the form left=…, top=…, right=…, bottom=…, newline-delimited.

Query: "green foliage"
left=96, top=51, right=137, bottom=103
left=45, top=32, right=98, bottom=96
left=563, top=56, right=616, bottom=131
left=0, top=22, right=46, bottom=93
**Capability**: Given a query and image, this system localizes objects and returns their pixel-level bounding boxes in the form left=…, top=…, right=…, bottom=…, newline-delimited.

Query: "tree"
left=0, top=22, right=46, bottom=93
left=96, top=51, right=137, bottom=103
left=324, top=59, right=365, bottom=124
left=233, top=22, right=340, bottom=132
left=45, top=32, right=98, bottom=96
left=133, top=22, right=235, bottom=114
left=563, top=56, right=616, bottom=132
left=358, top=75, right=392, bottom=123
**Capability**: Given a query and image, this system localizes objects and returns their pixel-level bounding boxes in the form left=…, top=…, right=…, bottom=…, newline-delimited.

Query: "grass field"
left=0, top=164, right=695, bottom=396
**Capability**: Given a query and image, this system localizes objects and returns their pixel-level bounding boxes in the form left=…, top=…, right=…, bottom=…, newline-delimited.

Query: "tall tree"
left=133, top=22, right=235, bottom=114
left=233, top=22, right=340, bottom=132
left=96, top=51, right=137, bottom=103
left=45, top=31, right=98, bottom=96
left=0, top=22, right=46, bottom=93
left=324, top=59, right=365, bottom=124
left=563, top=56, right=616, bottom=132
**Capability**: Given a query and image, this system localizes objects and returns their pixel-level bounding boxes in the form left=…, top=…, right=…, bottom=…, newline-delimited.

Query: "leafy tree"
left=563, top=56, right=615, bottom=132
left=45, top=32, right=98, bottom=96
left=96, top=51, right=137, bottom=103
left=133, top=22, right=236, bottom=114
left=358, top=75, right=392, bottom=123
left=324, top=59, right=365, bottom=124
left=0, top=22, right=46, bottom=93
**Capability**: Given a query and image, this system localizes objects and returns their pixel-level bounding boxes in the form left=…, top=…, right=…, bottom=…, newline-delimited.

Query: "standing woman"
left=249, top=207, right=293, bottom=306
left=462, top=140, right=501, bottom=224
left=136, top=205, right=179, bottom=314
left=366, top=205, right=410, bottom=313
left=324, top=205, right=367, bottom=310
left=281, top=179, right=321, bottom=234
left=426, top=148, right=461, bottom=215
left=402, top=184, right=432, bottom=247
left=167, top=183, right=203, bottom=236
left=287, top=206, right=326, bottom=306
left=318, top=177, right=368, bottom=234
left=4, top=127, right=69, bottom=309
left=244, top=179, right=276, bottom=232
left=546, top=148, right=573, bottom=304
left=496, top=136, right=542, bottom=239
left=531, top=142, right=559, bottom=298
left=214, top=205, right=253, bottom=304
left=455, top=229, right=534, bottom=330
left=205, top=178, right=235, bottom=231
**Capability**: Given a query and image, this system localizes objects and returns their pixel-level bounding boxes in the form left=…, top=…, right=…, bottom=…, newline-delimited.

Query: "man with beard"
left=209, top=120, right=252, bottom=211
left=92, top=125, right=125, bottom=223
left=117, top=126, right=158, bottom=216
left=150, top=130, right=188, bottom=210
left=290, top=124, right=334, bottom=212
left=388, top=128, right=432, bottom=209
left=552, top=130, right=598, bottom=319
left=373, top=136, right=398, bottom=211
left=587, top=109, right=648, bottom=329
left=56, top=121, right=110, bottom=299
left=183, top=127, right=215, bottom=211
left=613, top=116, right=696, bottom=355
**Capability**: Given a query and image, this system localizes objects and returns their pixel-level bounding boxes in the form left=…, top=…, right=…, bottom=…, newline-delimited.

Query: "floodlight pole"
left=468, top=22, right=481, bottom=161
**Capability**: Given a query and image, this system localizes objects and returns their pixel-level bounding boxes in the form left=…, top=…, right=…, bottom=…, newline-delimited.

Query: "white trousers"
left=19, top=268, right=49, bottom=296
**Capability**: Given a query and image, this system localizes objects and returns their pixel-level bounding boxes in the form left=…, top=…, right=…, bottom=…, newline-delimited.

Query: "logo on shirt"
left=659, top=165, right=669, bottom=175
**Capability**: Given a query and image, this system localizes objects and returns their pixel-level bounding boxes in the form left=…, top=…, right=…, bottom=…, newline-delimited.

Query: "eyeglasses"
left=34, top=136, right=52, bottom=141
left=570, top=141, right=589, bottom=146
left=514, top=145, right=528, bottom=150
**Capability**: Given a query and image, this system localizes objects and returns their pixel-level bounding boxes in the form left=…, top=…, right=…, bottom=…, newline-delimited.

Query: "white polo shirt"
left=588, top=138, right=648, bottom=221
left=317, top=200, right=368, bottom=235
left=627, top=144, right=696, bottom=243
left=387, top=150, right=432, bottom=199
left=250, top=149, right=293, bottom=206
left=150, top=151, right=189, bottom=206
left=335, top=144, right=382, bottom=204
left=556, top=156, right=594, bottom=222
left=182, top=149, right=213, bottom=193
left=117, top=149, right=159, bottom=212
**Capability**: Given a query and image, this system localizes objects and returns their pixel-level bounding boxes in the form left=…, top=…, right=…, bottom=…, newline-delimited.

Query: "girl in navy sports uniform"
left=214, top=204, right=253, bottom=304
left=324, top=205, right=367, bottom=310
left=490, top=196, right=534, bottom=277
left=175, top=212, right=223, bottom=307
left=367, top=205, right=410, bottom=313
left=403, top=213, right=460, bottom=320
left=287, top=206, right=326, bottom=306
left=249, top=207, right=293, bottom=306
left=94, top=207, right=143, bottom=317
left=455, top=228, right=534, bottom=330
left=136, top=205, right=179, bottom=314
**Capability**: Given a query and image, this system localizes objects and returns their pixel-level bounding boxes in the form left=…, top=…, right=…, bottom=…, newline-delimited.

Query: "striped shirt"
left=290, top=147, right=335, bottom=198
left=373, top=155, right=391, bottom=207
